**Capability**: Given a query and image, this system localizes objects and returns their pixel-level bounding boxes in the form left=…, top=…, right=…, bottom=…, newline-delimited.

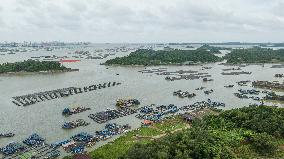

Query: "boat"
left=62, top=106, right=91, bottom=116
left=116, top=99, right=140, bottom=108
left=224, top=85, right=234, bottom=88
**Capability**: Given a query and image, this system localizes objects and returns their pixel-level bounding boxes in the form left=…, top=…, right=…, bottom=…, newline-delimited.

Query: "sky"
left=0, top=0, right=284, bottom=43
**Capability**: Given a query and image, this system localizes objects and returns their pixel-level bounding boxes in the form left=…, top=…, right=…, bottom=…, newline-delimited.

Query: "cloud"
left=0, top=0, right=283, bottom=42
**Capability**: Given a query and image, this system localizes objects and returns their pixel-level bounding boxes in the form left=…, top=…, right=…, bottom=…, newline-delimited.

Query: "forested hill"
left=121, top=105, right=284, bottom=159
left=224, top=48, right=284, bottom=63
left=0, top=60, right=68, bottom=74
left=104, top=49, right=221, bottom=66
left=65, top=105, right=284, bottom=159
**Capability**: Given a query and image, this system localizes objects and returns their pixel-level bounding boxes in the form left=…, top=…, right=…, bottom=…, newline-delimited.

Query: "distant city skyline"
left=1, top=0, right=284, bottom=42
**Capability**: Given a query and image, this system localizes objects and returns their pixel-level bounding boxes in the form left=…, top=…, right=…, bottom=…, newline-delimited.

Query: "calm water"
left=0, top=44, right=283, bottom=154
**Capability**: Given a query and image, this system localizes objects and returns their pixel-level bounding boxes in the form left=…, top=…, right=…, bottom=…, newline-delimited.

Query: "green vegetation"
left=0, top=60, right=68, bottom=74
left=75, top=106, right=284, bottom=159
left=199, top=44, right=230, bottom=54
left=87, top=117, right=188, bottom=159
left=224, top=47, right=284, bottom=63
left=104, top=49, right=221, bottom=66
left=121, top=106, right=284, bottom=159
left=63, top=106, right=284, bottom=159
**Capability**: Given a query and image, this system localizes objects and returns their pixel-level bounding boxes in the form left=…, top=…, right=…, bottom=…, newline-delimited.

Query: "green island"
left=104, top=49, right=221, bottom=66
left=224, top=47, right=284, bottom=63
left=0, top=60, right=76, bottom=74
left=64, top=105, right=284, bottom=159
left=199, top=44, right=231, bottom=54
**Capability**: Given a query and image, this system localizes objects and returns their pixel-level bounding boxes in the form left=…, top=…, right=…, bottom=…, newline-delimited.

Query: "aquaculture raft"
left=11, top=82, right=121, bottom=107
left=116, top=99, right=140, bottom=108
left=135, top=104, right=178, bottom=122
left=62, top=119, right=90, bottom=129
left=88, top=108, right=137, bottom=124
left=62, top=106, right=91, bottom=116
left=221, top=71, right=252, bottom=75
left=180, top=99, right=225, bottom=111
left=252, top=81, right=284, bottom=90
left=173, top=90, right=196, bottom=98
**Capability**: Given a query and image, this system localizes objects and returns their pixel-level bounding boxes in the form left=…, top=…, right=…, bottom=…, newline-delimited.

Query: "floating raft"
left=2, top=144, right=58, bottom=159
left=62, top=119, right=89, bottom=129
left=88, top=108, right=137, bottom=124
left=221, top=71, right=252, bottom=75
left=116, top=99, right=140, bottom=108
left=11, top=82, right=121, bottom=107
left=252, top=81, right=284, bottom=90
left=62, top=107, right=91, bottom=116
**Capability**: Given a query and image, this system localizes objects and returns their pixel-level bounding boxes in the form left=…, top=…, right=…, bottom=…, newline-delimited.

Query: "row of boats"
left=135, top=104, right=179, bottom=122
left=221, top=71, right=252, bottom=75
left=252, top=81, right=284, bottom=90
left=88, top=108, right=136, bottom=124
left=1, top=123, right=131, bottom=157
left=1, top=133, right=45, bottom=156
left=115, top=99, right=140, bottom=108
left=173, top=90, right=196, bottom=98
left=59, top=123, right=131, bottom=154
left=62, top=119, right=89, bottom=129
left=275, top=74, right=284, bottom=78
left=180, top=99, right=226, bottom=111
left=62, top=107, right=91, bottom=116
left=234, top=93, right=261, bottom=100
left=204, top=89, right=214, bottom=95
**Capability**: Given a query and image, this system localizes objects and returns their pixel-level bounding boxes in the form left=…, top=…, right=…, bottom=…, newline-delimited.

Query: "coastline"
left=0, top=69, right=79, bottom=76
left=101, top=62, right=216, bottom=67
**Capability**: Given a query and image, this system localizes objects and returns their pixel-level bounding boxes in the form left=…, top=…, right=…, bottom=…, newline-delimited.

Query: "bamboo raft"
left=11, top=82, right=121, bottom=106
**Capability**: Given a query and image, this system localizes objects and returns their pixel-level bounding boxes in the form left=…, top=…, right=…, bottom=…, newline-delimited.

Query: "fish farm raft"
left=11, top=82, right=121, bottom=107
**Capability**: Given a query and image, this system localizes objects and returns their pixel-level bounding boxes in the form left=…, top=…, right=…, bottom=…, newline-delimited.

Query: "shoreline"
left=101, top=62, right=217, bottom=67
left=220, top=62, right=284, bottom=66
left=0, top=69, right=79, bottom=76
left=102, top=61, right=284, bottom=67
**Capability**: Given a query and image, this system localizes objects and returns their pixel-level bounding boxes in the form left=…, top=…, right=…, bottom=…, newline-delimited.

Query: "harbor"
left=1, top=43, right=284, bottom=158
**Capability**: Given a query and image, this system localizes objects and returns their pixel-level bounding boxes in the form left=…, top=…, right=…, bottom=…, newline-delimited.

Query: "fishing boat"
left=224, top=85, right=234, bottom=88
left=116, top=99, right=140, bottom=108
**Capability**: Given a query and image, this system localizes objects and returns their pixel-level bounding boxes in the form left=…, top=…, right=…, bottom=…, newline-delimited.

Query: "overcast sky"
left=0, top=0, right=284, bottom=43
